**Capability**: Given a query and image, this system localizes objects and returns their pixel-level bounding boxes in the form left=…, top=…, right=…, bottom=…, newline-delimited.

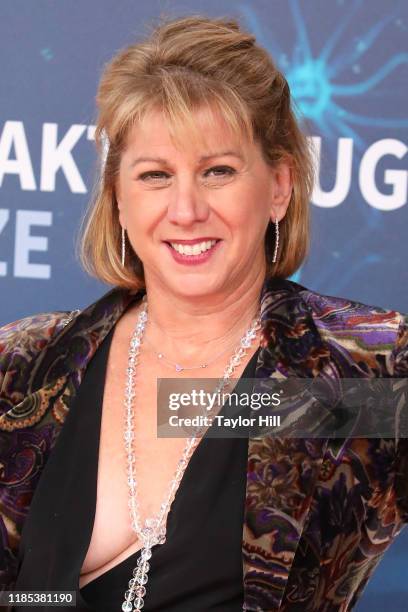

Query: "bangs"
left=114, top=70, right=255, bottom=155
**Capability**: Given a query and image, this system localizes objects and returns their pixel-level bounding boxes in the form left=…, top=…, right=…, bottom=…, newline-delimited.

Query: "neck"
left=140, top=273, right=264, bottom=363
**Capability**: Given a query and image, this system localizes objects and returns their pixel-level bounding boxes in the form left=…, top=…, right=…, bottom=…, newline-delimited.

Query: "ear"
left=269, top=160, right=293, bottom=222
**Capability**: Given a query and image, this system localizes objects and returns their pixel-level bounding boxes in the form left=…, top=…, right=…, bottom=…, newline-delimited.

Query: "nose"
left=166, top=175, right=210, bottom=226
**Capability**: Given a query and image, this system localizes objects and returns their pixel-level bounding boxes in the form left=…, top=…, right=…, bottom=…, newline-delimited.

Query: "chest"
left=77, top=347, right=183, bottom=586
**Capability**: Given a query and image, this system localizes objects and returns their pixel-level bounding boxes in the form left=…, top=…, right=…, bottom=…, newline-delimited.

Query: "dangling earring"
left=272, top=217, right=279, bottom=263
left=121, top=227, right=126, bottom=266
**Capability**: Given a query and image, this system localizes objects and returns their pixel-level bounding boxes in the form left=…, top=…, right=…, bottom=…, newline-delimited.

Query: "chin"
left=168, top=276, right=223, bottom=299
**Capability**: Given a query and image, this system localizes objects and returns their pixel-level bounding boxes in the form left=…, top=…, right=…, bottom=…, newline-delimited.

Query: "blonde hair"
left=77, top=14, right=313, bottom=290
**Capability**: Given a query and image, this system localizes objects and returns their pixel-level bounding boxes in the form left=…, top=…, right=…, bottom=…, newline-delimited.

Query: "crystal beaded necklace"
left=121, top=295, right=261, bottom=611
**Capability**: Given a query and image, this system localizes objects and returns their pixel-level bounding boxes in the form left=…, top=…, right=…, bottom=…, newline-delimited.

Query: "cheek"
left=232, top=178, right=270, bottom=216
left=223, top=195, right=270, bottom=251
left=125, top=203, right=163, bottom=246
left=227, top=190, right=269, bottom=231
left=122, top=184, right=167, bottom=224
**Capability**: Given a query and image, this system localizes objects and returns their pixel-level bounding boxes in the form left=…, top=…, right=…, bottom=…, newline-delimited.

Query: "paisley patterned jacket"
left=0, top=276, right=407, bottom=611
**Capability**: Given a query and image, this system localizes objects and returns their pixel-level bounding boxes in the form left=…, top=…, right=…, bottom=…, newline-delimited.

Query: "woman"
left=0, top=14, right=407, bottom=612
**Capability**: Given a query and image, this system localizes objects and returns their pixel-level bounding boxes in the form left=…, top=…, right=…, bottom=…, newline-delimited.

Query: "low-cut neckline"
left=77, top=323, right=260, bottom=600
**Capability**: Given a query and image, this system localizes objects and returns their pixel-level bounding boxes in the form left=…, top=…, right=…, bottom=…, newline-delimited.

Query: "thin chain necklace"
left=143, top=330, right=246, bottom=372
left=121, top=295, right=261, bottom=611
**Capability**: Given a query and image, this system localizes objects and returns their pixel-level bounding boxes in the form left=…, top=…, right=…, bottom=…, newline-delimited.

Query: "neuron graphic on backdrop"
left=239, top=0, right=407, bottom=292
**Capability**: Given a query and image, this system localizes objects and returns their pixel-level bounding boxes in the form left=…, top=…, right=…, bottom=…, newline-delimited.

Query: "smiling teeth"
left=170, top=239, right=218, bottom=255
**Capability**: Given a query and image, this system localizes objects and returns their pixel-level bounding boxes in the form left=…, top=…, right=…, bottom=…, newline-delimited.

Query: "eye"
left=138, top=171, right=170, bottom=182
left=204, top=165, right=236, bottom=177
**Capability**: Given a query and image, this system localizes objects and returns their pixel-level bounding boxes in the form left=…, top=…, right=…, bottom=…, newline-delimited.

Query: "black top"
left=15, top=324, right=260, bottom=612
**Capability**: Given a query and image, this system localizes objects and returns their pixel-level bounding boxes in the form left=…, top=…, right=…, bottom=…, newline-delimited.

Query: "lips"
left=163, top=238, right=222, bottom=265
left=163, top=238, right=221, bottom=245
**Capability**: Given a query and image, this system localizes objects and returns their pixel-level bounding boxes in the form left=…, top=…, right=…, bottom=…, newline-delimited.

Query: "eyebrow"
left=129, top=151, right=244, bottom=168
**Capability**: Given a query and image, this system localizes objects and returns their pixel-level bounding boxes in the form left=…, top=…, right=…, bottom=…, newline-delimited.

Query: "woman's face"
left=115, top=107, right=292, bottom=299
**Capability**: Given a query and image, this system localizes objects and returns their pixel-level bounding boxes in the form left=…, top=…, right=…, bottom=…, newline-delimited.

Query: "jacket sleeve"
left=393, top=312, right=408, bottom=377
left=392, top=312, right=408, bottom=522
left=0, top=311, right=72, bottom=591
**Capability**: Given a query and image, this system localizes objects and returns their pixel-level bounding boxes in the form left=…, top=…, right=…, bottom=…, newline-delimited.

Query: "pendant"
left=175, top=364, right=183, bottom=372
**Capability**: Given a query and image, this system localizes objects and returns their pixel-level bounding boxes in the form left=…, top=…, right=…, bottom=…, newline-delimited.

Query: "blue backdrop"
left=1, top=1, right=407, bottom=608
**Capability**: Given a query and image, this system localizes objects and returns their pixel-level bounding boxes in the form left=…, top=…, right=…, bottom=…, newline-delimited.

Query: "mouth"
left=163, top=238, right=221, bottom=256
left=162, top=238, right=222, bottom=264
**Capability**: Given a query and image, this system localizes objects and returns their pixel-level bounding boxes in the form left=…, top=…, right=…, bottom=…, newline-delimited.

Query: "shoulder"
left=0, top=309, right=80, bottom=398
left=297, top=282, right=404, bottom=332
left=0, top=309, right=77, bottom=354
left=293, top=280, right=407, bottom=377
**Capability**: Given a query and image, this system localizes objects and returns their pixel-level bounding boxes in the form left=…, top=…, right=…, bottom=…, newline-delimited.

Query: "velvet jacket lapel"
left=0, top=276, right=333, bottom=610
